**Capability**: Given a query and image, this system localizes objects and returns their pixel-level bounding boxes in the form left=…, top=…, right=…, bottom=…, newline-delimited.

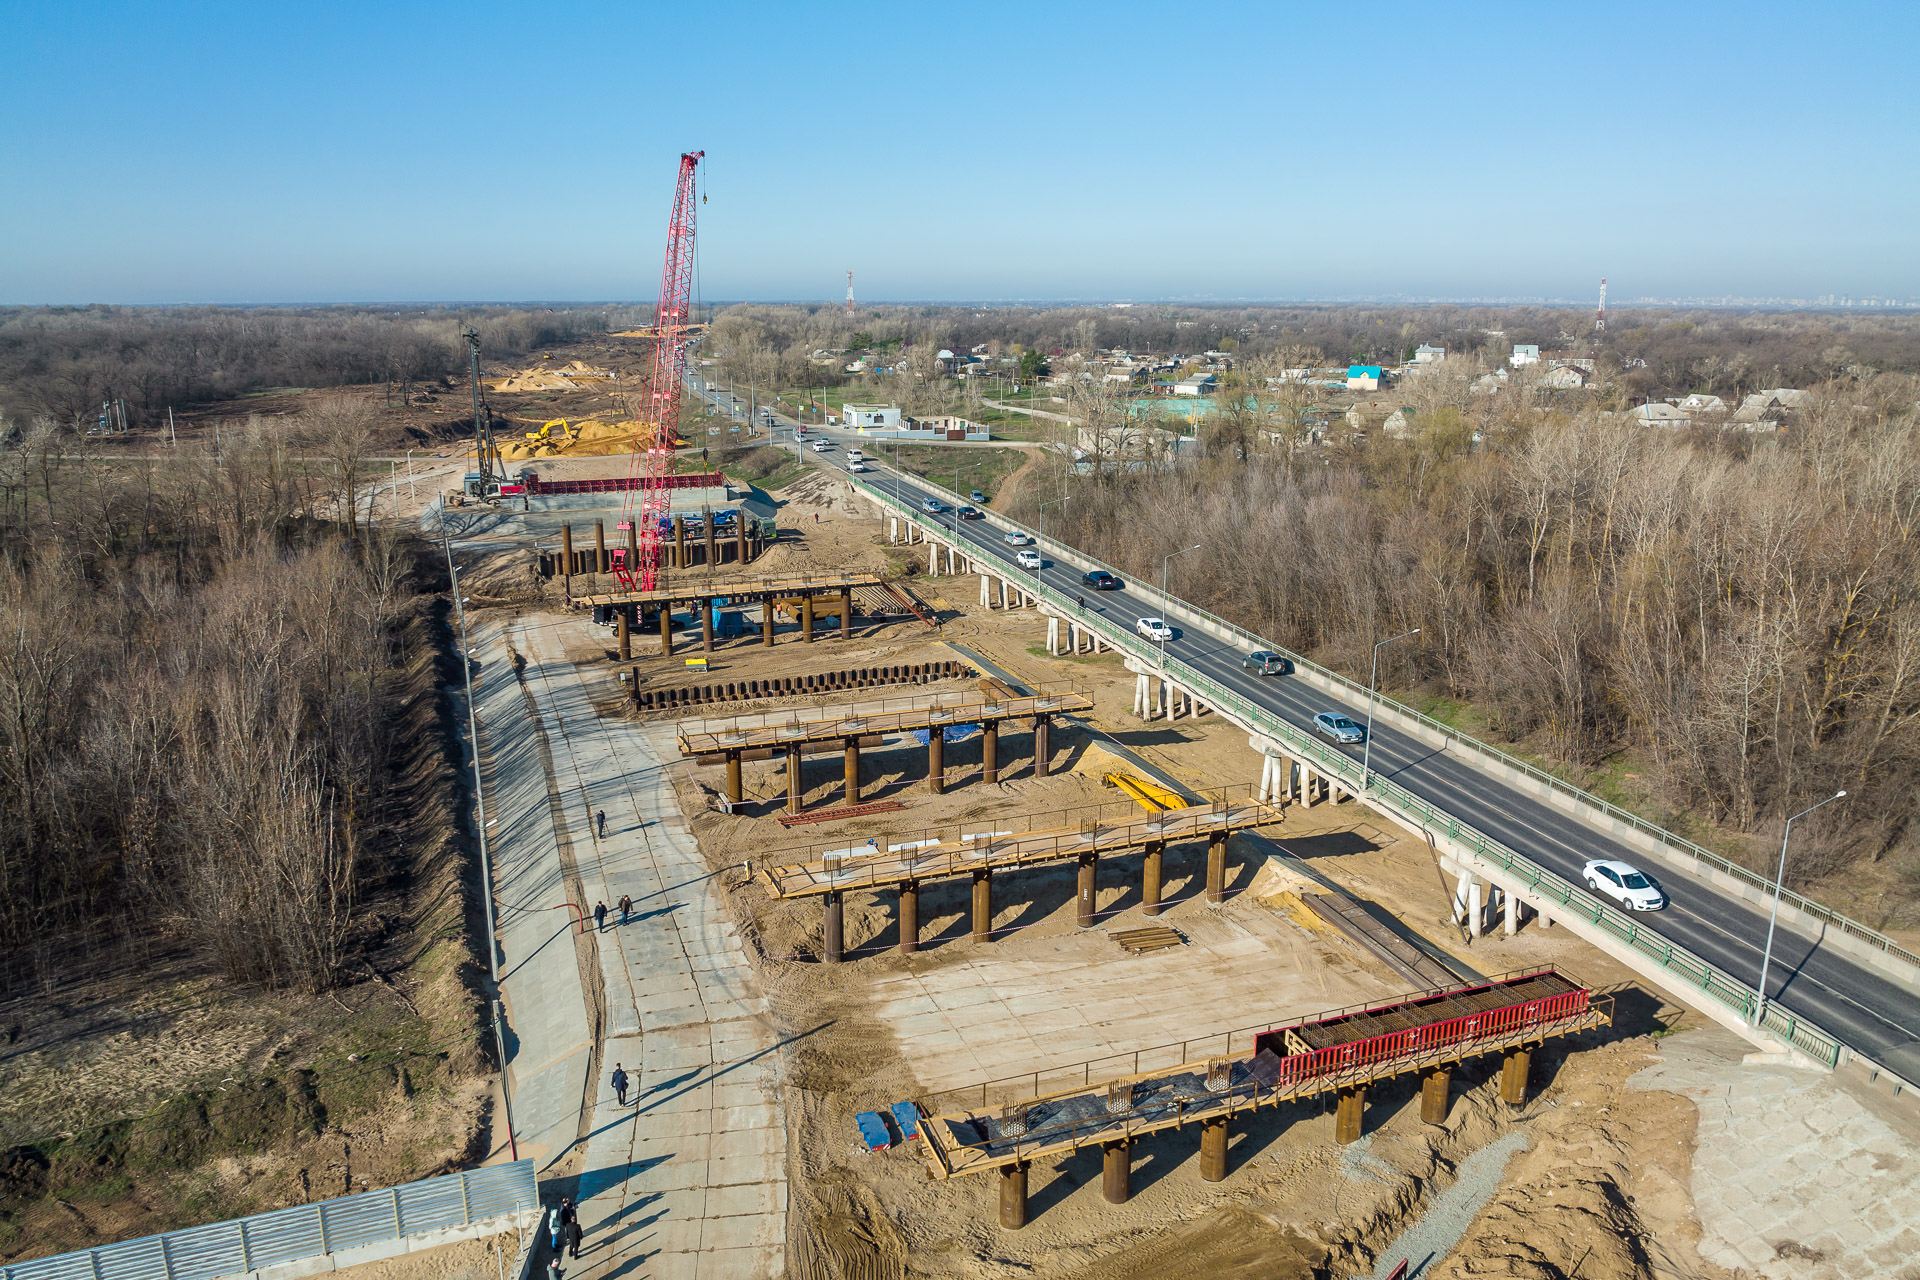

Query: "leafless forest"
left=0, top=407, right=440, bottom=993
left=0, top=304, right=649, bottom=428
left=1032, top=384, right=1920, bottom=907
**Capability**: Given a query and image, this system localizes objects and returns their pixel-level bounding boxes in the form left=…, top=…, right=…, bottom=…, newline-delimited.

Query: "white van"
left=847, top=448, right=864, bottom=464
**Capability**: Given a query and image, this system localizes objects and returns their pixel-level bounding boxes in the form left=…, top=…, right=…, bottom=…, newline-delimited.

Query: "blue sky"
left=3, top=0, right=1916, bottom=305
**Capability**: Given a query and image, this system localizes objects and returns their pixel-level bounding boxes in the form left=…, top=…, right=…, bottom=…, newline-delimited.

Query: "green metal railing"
left=857, top=471, right=1846, bottom=1067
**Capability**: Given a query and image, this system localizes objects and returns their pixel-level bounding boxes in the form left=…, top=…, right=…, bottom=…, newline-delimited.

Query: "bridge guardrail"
left=850, top=470, right=1846, bottom=1068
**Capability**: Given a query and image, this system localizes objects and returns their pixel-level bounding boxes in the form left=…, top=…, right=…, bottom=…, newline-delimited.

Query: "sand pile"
left=498, top=419, right=684, bottom=461
left=485, top=360, right=616, bottom=393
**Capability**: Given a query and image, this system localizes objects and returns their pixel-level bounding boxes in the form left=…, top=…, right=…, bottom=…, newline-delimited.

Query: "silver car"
left=1312, top=712, right=1364, bottom=744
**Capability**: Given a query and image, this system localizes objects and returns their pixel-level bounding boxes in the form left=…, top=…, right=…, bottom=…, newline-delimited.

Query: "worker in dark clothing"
left=596, top=809, right=607, bottom=838
left=612, top=1062, right=629, bottom=1105
left=593, top=901, right=607, bottom=932
left=565, top=1219, right=583, bottom=1260
left=618, top=894, right=633, bottom=924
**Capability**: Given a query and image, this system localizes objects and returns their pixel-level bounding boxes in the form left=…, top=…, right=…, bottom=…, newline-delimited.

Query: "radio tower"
left=846, top=269, right=855, bottom=316
left=613, top=150, right=703, bottom=594
left=1596, top=278, right=1607, bottom=332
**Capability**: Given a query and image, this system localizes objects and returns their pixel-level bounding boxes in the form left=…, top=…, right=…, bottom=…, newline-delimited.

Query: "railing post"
left=392, top=1186, right=403, bottom=1236
left=238, top=1219, right=252, bottom=1273
left=460, top=1171, right=472, bottom=1223
left=317, top=1206, right=329, bottom=1255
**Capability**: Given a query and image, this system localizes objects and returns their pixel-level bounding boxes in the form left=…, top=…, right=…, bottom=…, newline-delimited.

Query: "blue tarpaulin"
left=910, top=724, right=980, bottom=745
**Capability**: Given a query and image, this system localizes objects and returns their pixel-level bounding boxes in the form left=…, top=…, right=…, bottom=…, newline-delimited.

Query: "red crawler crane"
left=614, top=150, right=703, bottom=593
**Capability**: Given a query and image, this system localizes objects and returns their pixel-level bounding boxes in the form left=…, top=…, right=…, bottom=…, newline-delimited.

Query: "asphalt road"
left=715, top=392, right=1920, bottom=1072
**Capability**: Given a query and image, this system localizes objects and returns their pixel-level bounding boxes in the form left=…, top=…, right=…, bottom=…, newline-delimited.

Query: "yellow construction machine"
left=524, top=418, right=576, bottom=445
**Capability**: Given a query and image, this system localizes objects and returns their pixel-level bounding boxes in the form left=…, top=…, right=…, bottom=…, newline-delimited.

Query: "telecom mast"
left=846, top=270, right=855, bottom=316
left=1596, top=278, right=1607, bottom=332
left=614, top=150, right=703, bottom=593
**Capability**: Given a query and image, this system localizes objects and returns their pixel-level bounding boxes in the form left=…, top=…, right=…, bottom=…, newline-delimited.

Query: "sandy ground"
left=326, top=1231, right=524, bottom=1280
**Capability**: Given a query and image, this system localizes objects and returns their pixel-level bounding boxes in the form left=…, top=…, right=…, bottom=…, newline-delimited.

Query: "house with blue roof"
left=1347, top=364, right=1385, bottom=391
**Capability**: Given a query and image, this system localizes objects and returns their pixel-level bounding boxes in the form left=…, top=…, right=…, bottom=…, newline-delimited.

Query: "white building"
left=1172, top=373, right=1216, bottom=396
left=1413, top=344, right=1446, bottom=364
left=1679, top=393, right=1727, bottom=412
left=1541, top=365, right=1591, bottom=389
left=1631, top=403, right=1690, bottom=427
left=1510, top=344, right=1541, bottom=366
left=843, top=404, right=902, bottom=430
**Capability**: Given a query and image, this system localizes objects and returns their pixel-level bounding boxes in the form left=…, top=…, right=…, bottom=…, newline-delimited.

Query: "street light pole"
left=1039, top=496, right=1071, bottom=583
left=1753, top=789, right=1846, bottom=1030
left=1160, top=543, right=1202, bottom=666
left=1361, top=628, right=1420, bottom=806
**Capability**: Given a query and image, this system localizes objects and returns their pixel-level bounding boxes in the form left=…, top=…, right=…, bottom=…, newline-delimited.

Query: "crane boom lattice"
left=616, top=150, right=703, bottom=593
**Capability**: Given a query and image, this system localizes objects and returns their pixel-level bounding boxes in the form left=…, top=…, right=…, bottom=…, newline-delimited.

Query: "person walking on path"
left=593, top=901, right=607, bottom=932
left=545, top=1257, right=563, bottom=1280
left=565, top=1218, right=583, bottom=1260
left=612, top=1062, right=629, bottom=1106
left=547, top=1204, right=564, bottom=1252
left=618, top=894, right=633, bottom=924
left=595, top=809, right=607, bottom=839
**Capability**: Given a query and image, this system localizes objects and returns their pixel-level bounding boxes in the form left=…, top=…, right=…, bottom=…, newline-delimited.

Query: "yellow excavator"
left=524, top=418, right=576, bottom=445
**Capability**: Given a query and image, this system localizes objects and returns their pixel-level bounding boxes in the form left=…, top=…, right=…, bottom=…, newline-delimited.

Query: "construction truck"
left=445, top=473, right=526, bottom=508
left=524, top=418, right=576, bottom=446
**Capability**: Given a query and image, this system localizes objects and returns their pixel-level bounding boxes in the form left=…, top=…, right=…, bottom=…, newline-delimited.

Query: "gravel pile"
left=1370, top=1131, right=1531, bottom=1279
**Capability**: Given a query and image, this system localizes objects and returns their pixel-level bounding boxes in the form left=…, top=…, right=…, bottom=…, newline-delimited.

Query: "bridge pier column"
left=1142, top=841, right=1164, bottom=916
left=1206, top=832, right=1228, bottom=904
left=998, top=1162, right=1029, bottom=1229
left=786, top=744, right=804, bottom=815
left=724, top=750, right=742, bottom=805
left=659, top=601, right=673, bottom=656
left=822, top=892, right=843, bottom=964
left=1047, top=616, right=1060, bottom=655
left=1199, top=1117, right=1229, bottom=1182
left=982, top=720, right=1000, bottom=783
left=1101, top=1139, right=1132, bottom=1204
left=980, top=574, right=991, bottom=607
left=889, top=516, right=898, bottom=544
left=762, top=598, right=775, bottom=647
left=1300, top=765, right=1318, bottom=807
left=802, top=594, right=815, bottom=643
left=1068, top=621, right=1078, bottom=653
left=1420, top=1067, right=1452, bottom=1124
left=1505, top=889, right=1522, bottom=935
left=701, top=603, right=714, bottom=653
left=1468, top=881, right=1484, bottom=939
left=928, top=730, right=946, bottom=794
left=898, top=881, right=920, bottom=954
left=1134, top=674, right=1150, bottom=719
left=617, top=609, right=630, bottom=660
left=1033, top=715, right=1052, bottom=778
left=843, top=737, right=861, bottom=804
left=1500, top=1048, right=1531, bottom=1105
left=1077, top=851, right=1098, bottom=928
left=1335, top=1086, right=1366, bottom=1144
left=972, top=869, right=993, bottom=942
left=841, top=588, right=853, bottom=640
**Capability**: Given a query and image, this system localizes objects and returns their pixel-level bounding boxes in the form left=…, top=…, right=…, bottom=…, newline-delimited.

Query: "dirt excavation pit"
left=528, top=460, right=1920, bottom=1278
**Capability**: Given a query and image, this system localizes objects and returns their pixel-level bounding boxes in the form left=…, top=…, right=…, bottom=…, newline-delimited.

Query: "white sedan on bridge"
left=1583, top=859, right=1667, bottom=911
left=1137, top=617, right=1174, bottom=642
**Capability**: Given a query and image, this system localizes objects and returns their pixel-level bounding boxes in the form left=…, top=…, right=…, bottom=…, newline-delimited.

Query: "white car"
left=1583, top=859, right=1666, bottom=911
left=811, top=439, right=832, bottom=452
left=1002, top=531, right=1034, bottom=546
left=848, top=460, right=869, bottom=473
left=1015, top=549, right=1042, bottom=570
left=1137, top=617, right=1173, bottom=642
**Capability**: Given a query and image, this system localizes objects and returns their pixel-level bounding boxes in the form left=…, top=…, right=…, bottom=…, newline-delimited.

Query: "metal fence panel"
left=2, top=1162, right=536, bottom=1280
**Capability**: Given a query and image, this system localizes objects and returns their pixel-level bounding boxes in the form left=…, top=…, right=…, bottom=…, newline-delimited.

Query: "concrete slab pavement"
left=514, top=617, right=788, bottom=1280
left=467, top=616, right=594, bottom=1172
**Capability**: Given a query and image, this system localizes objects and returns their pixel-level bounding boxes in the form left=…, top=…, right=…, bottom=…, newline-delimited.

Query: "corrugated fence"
left=3, top=1162, right=538, bottom=1280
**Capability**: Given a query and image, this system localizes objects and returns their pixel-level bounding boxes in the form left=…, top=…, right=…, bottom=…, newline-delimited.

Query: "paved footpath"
left=471, top=615, right=594, bottom=1171
left=513, top=615, right=788, bottom=1280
